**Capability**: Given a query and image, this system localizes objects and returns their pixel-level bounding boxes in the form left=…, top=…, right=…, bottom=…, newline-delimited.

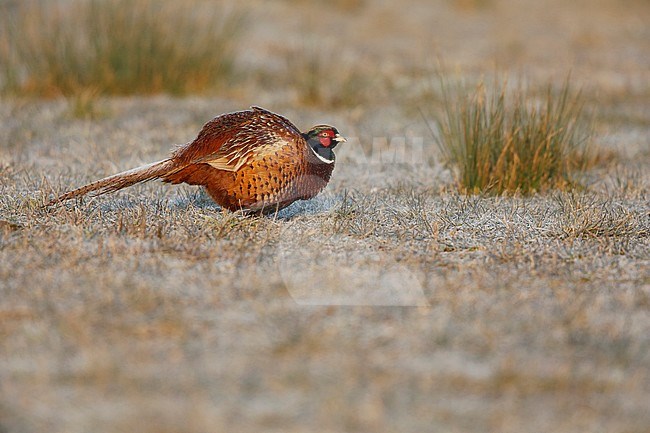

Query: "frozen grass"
left=431, top=77, right=593, bottom=194
left=1, top=0, right=649, bottom=431
left=0, top=0, right=245, bottom=96
left=1, top=96, right=649, bottom=433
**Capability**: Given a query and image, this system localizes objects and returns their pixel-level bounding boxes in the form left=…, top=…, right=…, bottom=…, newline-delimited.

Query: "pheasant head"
left=303, top=125, right=346, bottom=163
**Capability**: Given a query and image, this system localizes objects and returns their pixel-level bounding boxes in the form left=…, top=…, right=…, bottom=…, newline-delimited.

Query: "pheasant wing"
left=175, top=106, right=305, bottom=172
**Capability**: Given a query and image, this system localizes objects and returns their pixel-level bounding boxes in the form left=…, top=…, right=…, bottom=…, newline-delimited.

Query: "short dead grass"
left=1, top=0, right=649, bottom=432
left=1, top=94, right=649, bottom=433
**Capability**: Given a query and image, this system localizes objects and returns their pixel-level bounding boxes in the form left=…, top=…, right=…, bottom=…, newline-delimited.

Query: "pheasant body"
left=48, top=106, right=345, bottom=213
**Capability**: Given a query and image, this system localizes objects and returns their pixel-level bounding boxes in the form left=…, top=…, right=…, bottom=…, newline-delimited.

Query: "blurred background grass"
left=0, top=0, right=245, bottom=96
left=0, top=0, right=616, bottom=194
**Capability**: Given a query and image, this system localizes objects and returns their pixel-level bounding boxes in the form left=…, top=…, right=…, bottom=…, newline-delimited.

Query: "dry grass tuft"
left=0, top=0, right=245, bottom=96
left=430, top=76, right=594, bottom=195
left=554, top=192, right=649, bottom=239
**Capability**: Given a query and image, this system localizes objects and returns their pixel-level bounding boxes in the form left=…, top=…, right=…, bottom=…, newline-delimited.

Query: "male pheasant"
left=47, top=106, right=346, bottom=214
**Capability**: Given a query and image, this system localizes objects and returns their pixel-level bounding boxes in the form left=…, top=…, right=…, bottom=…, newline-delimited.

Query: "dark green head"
left=302, top=125, right=346, bottom=163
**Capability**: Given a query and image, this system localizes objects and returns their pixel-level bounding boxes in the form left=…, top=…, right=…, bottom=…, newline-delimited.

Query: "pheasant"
left=47, top=106, right=346, bottom=214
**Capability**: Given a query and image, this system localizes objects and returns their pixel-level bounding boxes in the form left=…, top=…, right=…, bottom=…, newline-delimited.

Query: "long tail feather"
left=47, top=159, right=181, bottom=206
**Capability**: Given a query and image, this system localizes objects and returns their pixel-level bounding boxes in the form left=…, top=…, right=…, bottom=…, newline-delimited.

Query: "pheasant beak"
left=333, top=134, right=347, bottom=143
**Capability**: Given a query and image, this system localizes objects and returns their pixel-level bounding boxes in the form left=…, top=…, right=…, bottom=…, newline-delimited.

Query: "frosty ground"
left=1, top=0, right=649, bottom=432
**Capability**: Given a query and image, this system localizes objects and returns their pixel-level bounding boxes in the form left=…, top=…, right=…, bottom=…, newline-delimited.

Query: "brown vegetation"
left=1, top=0, right=649, bottom=432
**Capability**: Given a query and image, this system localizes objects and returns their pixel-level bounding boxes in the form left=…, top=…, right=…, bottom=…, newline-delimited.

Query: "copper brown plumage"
left=47, top=106, right=346, bottom=214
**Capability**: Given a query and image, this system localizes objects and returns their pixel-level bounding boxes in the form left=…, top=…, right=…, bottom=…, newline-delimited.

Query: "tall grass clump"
left=0, top=0, right=245, bottom=96
left=431, top=76, right=593, bottom=194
